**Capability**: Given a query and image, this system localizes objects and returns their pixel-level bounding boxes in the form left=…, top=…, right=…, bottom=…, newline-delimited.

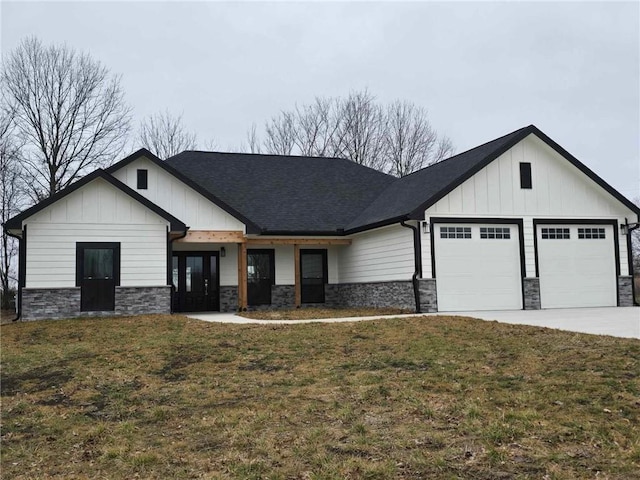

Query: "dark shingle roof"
left=164, top=152, right=395, bottom=233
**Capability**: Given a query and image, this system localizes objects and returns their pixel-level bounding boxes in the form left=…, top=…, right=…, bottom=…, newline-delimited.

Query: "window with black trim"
left=440, top=226, right=471, bottom=239
left=578, top=228, right=605, bottom=239
left=520, top=162, right=532, bottom=189
left=480, top=227, right=511, bottom=239
left=541, top=227, right=570, bottom=239
left=137, top=169, right=148, bottom=189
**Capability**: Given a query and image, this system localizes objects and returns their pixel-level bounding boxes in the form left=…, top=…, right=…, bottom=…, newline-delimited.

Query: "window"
left=440, top=226, right=471, bottom=239
left=578, top=228, right=605, bottom=239
left=247, top=249, right=275, bottom=305
left=480, top=227, right=511, bottom=239
left=520, top=162, right=532, bottom=189
left=541, top=228, right=570, bottom=239
left=137, top=169, right=148, bottom=189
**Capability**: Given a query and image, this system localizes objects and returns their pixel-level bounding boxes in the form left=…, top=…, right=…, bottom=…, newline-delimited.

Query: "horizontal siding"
left=339, top=224, right=414, bottom=283
left=111, top=157, right=246, bottom=231
left=26, top=223, right=167, bottom=288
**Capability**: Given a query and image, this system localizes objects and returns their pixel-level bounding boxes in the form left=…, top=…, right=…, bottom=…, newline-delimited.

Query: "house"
left=4, top=125, right=639, bottom=321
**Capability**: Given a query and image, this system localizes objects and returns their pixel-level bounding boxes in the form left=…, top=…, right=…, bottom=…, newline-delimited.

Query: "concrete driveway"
left=440, top=307, right=639, bottom=339
left=187, top=307, right=639, bottom=339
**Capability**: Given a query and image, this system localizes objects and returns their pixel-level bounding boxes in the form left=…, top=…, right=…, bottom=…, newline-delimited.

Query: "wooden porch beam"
left=237, top=242, right=248, bottom=310
left=294, top=244, right=301, bottom=307
left=176, top=230, right=245, bottom=243
left=246, top=238, right=351, bottom=246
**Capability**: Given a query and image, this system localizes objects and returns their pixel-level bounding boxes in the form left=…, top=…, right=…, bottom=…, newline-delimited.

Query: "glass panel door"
left=247, top=249, right=274, bottom=305
left=77, top=243, right=119, bottom=311
left=172, top=252, right=219, bottom=312
left=301, top=250, right=327, bottom=304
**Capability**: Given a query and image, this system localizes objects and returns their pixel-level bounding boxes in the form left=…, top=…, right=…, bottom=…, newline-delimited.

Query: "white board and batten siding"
left=25, top=178, right=170, bottom=288
left=111, top=156, right=245, bottom=232
left=338, top=224, right=414, bottom=283
left=422, top=134, right=636, bottom=279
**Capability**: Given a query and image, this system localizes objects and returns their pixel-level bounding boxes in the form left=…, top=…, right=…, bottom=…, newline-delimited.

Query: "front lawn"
left=1, top=315, right=639, bottom=479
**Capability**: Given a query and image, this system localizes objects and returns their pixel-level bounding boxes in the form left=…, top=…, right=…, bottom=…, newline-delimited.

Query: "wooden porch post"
left=294, top=244, right=301, bottom=307
left=237, top=242, right=248, bottom=310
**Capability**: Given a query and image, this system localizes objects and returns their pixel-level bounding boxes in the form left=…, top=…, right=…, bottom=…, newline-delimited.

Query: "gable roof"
left=345, top=125, right=640, bottom=232
left=106, top=148, right=263, bottom=233
left=3, top=169, right=187, bottom=233
left=164, top=151, right=395, bottom=234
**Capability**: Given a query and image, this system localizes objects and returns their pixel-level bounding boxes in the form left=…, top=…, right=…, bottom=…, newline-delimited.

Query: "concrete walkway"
left=186, top=307, right=640, bottom=339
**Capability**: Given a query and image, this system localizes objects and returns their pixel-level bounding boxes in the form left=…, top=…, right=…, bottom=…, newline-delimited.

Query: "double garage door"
left=433, top=222, right=617, bottom=311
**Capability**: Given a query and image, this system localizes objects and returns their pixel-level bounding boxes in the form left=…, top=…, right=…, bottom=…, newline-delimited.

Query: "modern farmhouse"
left=4, top=125, right=639, bottom=320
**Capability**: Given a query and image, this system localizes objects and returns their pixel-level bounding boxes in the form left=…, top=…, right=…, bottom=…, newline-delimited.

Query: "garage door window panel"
left=440, top=227, right=471, bottom=239
left=578, top=228, right=605, bottom=239
left=480, top=227, right=511, bottom=239
left=541, top=228, right=570, bottom=239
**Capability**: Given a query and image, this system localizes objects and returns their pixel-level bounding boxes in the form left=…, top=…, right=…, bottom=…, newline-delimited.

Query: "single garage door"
left=537, top=224, right=616, bottom=308
left=434, top=224, right=522, bottom=311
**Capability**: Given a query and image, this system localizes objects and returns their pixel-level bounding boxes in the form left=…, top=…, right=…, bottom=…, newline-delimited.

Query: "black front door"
left=76, top=242, right=120, bottom=311
left=172, top=252, right=219, bottom=312
left=300, top=249, right=328, bottom=303
left=247, top=249, right=274, bottom=306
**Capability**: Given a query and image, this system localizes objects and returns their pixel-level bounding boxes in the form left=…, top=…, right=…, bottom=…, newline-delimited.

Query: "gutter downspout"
left=5, top=227, right=25, bottom=322
left=167, top=227, right=189, bottom=314
left=401, top=220, right=422, bottom=313
left=624, top=218, right=640, bottom=306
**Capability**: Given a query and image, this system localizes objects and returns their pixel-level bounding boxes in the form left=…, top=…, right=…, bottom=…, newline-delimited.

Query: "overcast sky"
left=2, top=1, right=638, bottom=199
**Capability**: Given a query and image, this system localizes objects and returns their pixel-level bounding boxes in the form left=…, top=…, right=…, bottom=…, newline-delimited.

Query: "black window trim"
left=520, top=162, right=532, bottom=189
left=137, top=169, right=148, bottom=190
left=300, top=248, right=329, bottom=304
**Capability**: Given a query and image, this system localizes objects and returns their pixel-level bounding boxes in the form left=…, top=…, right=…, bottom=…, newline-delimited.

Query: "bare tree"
left=243, top=123, right=261, bottom=154
left=0, top=106, right=24, bottom=309
left=263, top=111, right=296, bottom=155
left=335, top=90, right=388, bottom=171
left=292, top=97, right=344, bottom=157
left=385, top=101, right=455, bottom=177
left=257, top=90, right=453, bottom=175
left=1, top=37, right=131, bottom=201
left=139, top=110, right=197, bottom=159
left=632, top=197, right=640, bottom=274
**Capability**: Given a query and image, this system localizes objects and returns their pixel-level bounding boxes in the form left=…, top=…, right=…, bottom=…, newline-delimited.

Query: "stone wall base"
left=523, top=278, right=541, bottom=310
left=418, top=278, right=437, bottom=312
left=618, top=276, right=634, bottom=307
left=21, top=286, right=171, bottom=321
left=326, top=281, right=416, bottom=310
left=219, top=286, right=238, bottom=312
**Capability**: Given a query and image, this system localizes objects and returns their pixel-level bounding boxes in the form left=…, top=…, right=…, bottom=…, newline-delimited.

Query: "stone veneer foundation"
left=523, top=278, right=541, bottom=310
left=617, top=276, right=634, bottom=307
left=21, top=286, right=171, bottom=321
left=326, top=281, right=416, bottom=310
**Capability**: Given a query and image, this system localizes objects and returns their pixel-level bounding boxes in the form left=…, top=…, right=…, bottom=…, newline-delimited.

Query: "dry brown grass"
left=239, top=307, right=413, bottom=320
left=2, top=314, right=639, bottom=479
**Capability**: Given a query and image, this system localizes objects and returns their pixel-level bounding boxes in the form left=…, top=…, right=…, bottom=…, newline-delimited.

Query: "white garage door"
left=434, top=224, right=523, bottom=312
left=537, top=224, right=616, bottom=308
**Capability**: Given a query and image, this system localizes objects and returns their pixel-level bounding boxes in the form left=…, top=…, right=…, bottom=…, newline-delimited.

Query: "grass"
left=239, top=307, right=413, bottom=320
left=1, top=314, right=639, bottom=479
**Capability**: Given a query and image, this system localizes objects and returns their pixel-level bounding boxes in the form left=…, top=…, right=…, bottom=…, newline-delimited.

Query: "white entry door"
left=537, top=224, right=616, bottom=308
left=434, top=223, right=522, bottom=312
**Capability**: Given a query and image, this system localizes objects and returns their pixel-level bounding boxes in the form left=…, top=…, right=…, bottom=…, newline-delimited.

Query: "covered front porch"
left=170, top=230, right=351, bottom=312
